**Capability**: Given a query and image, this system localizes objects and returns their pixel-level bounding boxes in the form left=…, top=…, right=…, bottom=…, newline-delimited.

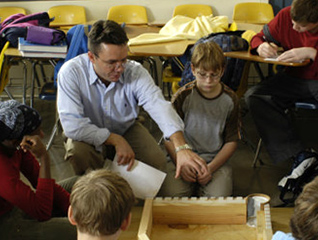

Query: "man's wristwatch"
left=175, top=144, right=192, bottom=153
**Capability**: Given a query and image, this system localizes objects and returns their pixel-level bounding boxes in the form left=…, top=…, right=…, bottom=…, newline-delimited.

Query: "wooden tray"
left=138, top=197, right=272, bottom=240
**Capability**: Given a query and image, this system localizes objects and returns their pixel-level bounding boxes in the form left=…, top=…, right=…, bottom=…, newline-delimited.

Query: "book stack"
left=18, top=37, right=67, bottom=58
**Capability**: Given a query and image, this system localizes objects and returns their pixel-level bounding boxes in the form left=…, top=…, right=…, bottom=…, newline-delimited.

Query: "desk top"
left=224, top=51, right=311, bottom=67
left=119, top=207, right=294, bottom=240
left=129, top=40, right=194, bottom=57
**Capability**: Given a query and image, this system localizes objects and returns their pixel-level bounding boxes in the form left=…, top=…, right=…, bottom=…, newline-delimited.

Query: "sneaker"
left=278, top=150, right=318, bottom=189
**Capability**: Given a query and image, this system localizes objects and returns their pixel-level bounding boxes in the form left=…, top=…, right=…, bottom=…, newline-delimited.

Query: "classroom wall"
left=0, top=0, right=269, bottom=23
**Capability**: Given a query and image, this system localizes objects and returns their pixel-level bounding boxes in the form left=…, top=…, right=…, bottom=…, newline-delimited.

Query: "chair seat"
left=39, top=82, right=56, bottom=101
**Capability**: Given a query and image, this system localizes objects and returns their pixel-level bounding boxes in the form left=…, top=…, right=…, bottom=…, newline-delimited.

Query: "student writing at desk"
left=245, top=0, right=318, bottom=185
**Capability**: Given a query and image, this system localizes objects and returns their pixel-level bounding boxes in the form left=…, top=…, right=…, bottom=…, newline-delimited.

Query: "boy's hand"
left=197, top=170, right=212, bottom=185
left=277, top=47, right=317, bottom=62
left=257, top=42, right=279, bottom=58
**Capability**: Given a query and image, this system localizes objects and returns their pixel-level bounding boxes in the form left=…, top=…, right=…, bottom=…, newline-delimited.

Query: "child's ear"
left=120, top=212, right=132, bottom=231
left=68, top=205, right=77, bottom=226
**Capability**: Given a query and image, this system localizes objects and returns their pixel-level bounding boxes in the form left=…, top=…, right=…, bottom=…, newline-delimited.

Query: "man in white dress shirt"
left=57, top=20, right=208, bottom=183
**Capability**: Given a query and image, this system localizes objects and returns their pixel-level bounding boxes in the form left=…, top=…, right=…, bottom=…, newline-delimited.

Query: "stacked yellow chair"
left=0, top=7, right=26, bottom=23
left=48, top=5, right=87, bottom=33
left=232, top=2, right=274, bottom=24
left=107, top=5, right=148, bottom=25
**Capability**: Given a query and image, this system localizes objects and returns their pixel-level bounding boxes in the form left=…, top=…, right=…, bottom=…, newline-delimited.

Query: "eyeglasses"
left=196, top=71, right=222, bottom=80
left=94, top=54, right=127, bottom=70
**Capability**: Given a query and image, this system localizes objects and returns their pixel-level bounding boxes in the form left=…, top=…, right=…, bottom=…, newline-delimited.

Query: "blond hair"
left=70, top=169, right=135, bottom=236
left=290, top=176, right=318, bottom=240
left=191, top=41, right=226, bottom=73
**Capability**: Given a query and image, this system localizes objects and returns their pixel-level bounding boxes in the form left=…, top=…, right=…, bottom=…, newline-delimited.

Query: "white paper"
left=108, top=156, right=166, bottom=199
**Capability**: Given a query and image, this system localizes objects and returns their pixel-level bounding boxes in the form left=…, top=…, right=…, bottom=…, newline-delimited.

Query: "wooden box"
left=138, top=197, right=272, bottom=240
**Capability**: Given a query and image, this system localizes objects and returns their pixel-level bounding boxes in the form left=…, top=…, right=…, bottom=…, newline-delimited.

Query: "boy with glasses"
left=57, top=20, right=208, bottom=185
left=161, top=41, right=240, bottom=197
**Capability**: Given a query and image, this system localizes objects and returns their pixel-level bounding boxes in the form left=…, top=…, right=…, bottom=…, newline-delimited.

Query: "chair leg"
left=252, top=138, right=264, bottom=168
left=46, top=117, right=60, bottom=151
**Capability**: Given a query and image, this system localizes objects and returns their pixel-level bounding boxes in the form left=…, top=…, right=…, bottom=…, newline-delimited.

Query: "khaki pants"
left=159, top=160, right=233, bottom=197
left=65, top=122, right=166, bottom=175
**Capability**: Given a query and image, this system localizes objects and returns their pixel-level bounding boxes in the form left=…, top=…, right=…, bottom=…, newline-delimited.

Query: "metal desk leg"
left=30, top=60, right=39, bottom=108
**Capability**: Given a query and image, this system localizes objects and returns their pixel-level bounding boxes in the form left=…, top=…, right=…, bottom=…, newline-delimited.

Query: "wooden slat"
left=138, top=199, right=153, bottom=240
left=152, top=197, right=246, bottom=225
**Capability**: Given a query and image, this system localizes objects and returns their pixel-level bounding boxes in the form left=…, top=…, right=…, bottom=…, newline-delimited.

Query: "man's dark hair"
left=291, top=0, right=318, bottom=23
left=88, top=20, right=129, bottom=55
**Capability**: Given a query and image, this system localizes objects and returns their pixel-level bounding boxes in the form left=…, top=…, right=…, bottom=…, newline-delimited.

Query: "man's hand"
left=175, top=149, right=208, bottom=179
left=257, top=42, right=279, bottom=58
left=105, top=133, right=135, bottom=171
left=277, top=47, right=317, bottom=62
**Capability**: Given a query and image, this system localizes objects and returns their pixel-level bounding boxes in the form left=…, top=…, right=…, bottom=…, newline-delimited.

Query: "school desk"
left=4, top=47, right=58, bottom=107
left=224, top=51, right=310, bottom=81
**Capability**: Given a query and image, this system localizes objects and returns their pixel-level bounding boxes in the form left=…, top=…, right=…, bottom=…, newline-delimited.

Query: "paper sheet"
left=108, top=157, right=167, bottom=199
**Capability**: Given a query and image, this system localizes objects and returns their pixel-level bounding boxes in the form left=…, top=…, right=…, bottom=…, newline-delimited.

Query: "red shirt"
left=0, top=146, right=70, bottom=221
left=250, top=6, right=318, bottom=80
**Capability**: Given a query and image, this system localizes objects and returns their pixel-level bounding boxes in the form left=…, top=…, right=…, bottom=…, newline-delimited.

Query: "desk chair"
left=232, top=3, right=274, bottom=24
left=0, top=7, right=26, bottom=23
left=39, top=81, right=59, bottom=150
left=107, top=5, right=148, bottom=25
left=48, top=5, right=87, bottom=32
left=172, top=4, right=213, bottom=18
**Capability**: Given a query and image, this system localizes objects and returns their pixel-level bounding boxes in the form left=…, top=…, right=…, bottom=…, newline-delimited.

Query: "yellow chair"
left=107, top=5, right=148, bottom=25
left=48, top=5, right=87, bottom=32
left=172, top=4, right=213, bottom=18
left=232, top=3, right=274, bottom=24
left=0, top=7, right=26, bottom=23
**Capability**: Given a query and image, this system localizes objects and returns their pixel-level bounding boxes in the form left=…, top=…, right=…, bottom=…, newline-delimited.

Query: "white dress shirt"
left=57, top=53, right=183, bottom=151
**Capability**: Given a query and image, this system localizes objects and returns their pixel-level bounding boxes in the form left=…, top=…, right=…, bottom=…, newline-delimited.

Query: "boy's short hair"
left=70, top=169, right=135, bottom=236
left=191, top=41, right=226, bottom=73
left=88, top=20, right=129, bottom=56
left=291, top=0, right=318, bottom=23
left=290, top=176, right=318, bottom=240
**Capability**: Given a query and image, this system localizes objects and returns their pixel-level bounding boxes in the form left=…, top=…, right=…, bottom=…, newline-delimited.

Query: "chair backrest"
left=173, top=4, right=213, bottom=18
left=48, top=5, right=87, bottom=26
left=107, top=5, right=148, bottom=24
left=0, top=7, right=26, bottom=23
left=232, top=3, right=274, bottom=24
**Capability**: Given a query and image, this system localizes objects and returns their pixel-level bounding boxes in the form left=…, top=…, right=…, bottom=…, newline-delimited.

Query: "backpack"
left=0, top=12, right=53, bottom=50
left=53, top=24, right=92, bottom=83
left=279, top=157, right=318, bottom=205
left=177, top=31, right=249, bottom=91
